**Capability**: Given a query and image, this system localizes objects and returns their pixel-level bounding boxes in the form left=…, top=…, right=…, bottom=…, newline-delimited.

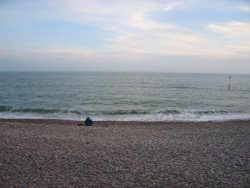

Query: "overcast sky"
left=0, top=0, right=250, bottom=73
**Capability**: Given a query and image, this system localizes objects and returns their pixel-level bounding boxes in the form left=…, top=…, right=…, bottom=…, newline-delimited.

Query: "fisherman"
left=85, top=117, right=93, bottom=126
left=77, top=115, right=93, bottom=126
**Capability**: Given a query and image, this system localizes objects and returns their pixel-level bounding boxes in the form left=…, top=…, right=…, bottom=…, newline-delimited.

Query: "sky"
left=0, top=0, right=250, bottom=73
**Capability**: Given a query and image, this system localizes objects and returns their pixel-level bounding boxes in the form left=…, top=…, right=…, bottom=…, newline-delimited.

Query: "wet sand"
left=0, top=119, right=249, bottom=187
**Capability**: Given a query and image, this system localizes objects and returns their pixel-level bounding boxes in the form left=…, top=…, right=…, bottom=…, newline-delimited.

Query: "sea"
left=0, top=72, right=250, bottom=122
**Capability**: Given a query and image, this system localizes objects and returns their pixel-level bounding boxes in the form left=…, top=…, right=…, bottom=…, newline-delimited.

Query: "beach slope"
left=0, top=119, right=249, bottom=187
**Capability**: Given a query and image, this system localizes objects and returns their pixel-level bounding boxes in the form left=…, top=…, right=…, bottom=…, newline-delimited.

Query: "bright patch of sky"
left=0, top=0, right=250, bottom=73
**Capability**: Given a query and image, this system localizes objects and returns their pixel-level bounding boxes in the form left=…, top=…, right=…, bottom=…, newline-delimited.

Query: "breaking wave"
left=1, top=105, right=250, bottom=122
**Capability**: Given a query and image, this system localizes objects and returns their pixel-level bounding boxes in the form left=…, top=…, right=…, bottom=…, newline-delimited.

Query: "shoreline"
left=1, top=112, right=250, bottom=122
left=1, top=118, right=250, bottom=125
left=1, top=119, right=249, bottom=187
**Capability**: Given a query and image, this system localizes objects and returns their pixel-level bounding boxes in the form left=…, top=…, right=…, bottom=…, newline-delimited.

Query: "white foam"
left=1, top=112, right=250, bottom=122
left=88, top=113, right=250, bottom=122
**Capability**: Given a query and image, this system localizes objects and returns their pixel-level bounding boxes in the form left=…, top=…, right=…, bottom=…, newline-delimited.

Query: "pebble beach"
left=0, top=119, right=249, bottom=187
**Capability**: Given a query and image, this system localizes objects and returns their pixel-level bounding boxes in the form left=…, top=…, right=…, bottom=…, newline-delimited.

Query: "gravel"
left=0, top=119, right=249, bottom=187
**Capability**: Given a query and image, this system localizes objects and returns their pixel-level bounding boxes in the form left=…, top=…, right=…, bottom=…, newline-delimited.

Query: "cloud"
left=1, top=0, right=250, bottom=64
left=0, top=47, right=96, bottom=61
left=105, top=29, right=238, bottom=58
left=57, top=0, right=239, bottom=58
left=239, top=4, right=250, bottom=12
left=41, top=48, right=95, bottom=58
left=208, top=22, right=250, bottom=37
left=208, top=22, right=250, bottom=57
left=164, top=1, right=184, bottom=12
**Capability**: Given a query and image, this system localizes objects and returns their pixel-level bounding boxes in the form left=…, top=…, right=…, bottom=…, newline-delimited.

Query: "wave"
left=0, top=106, right=239, bottom=116
left=0, top=106, right=250, bottom=122
left=0, top=106, right=10, bottom=112
left=155, top=109, right=229, bottom=115
left=173, top=86, right=201, bottom=89
left=0, top=106, right=80, bottom=114
left=100, top=110, right=149, bottom=115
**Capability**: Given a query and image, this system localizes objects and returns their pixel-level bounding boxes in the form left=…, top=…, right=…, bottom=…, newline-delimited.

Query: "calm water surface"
left=0, top=72, right=250, bottom=121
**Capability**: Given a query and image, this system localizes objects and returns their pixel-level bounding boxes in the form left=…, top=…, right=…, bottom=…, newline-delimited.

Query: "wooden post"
left=228, top=76, right=231, bottom=90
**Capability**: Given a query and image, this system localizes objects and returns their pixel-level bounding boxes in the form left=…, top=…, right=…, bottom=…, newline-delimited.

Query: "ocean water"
left=0, top=72, right=250, bottom=121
